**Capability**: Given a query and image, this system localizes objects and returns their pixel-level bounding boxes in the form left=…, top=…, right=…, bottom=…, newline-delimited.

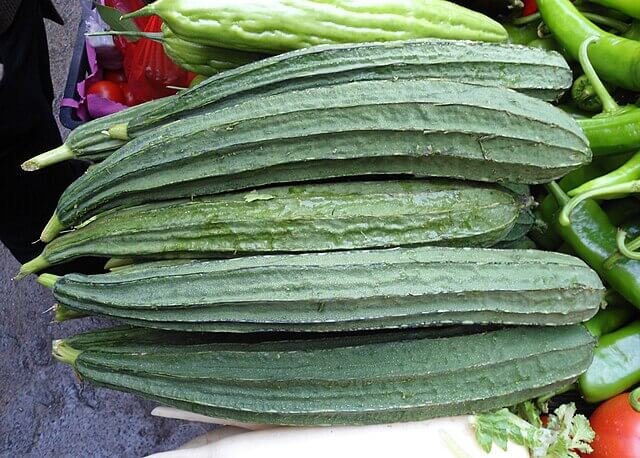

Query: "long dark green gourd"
left=23, top=40, right=573, bottom=170
left=38, top=247, right=604, bottom=332
left=41, top=79, right=589, bottom=241
left=53, top=324, right=595, bottom=425
left=119, top=39, right=573, bottom=140
left=20, top=180, right=520, bottom=277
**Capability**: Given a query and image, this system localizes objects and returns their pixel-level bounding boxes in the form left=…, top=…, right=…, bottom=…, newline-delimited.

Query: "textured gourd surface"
left=55, top=78, right=589, bottom=229
left=58, top=324, right=595, bottom=425
left=39, top=180, right=519, bottom=267
left=135, top=38, right=572, bottom=134
left=51, top=247, right=604, bottom=332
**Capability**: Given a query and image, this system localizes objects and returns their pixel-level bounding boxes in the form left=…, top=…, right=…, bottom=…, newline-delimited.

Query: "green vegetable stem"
left=586, top=0, right=640, bottom=20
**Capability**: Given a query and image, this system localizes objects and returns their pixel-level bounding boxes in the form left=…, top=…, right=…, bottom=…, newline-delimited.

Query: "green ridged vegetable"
left=21, top=98, right=168, bottom=171
left=162, top=25, right=268, bottom=76
left=19, top=180, right=520, bottom=277
left=38, top=247, right=604, bottom=332
left=53, top=324, right=595, bottom=425
left=41, top=79, right=589, bottom=241
left=23, top=39, right=572, bottom=170
left=124, top=0, right=508, bottom=54
left=119, top=39, right=573, bottom=142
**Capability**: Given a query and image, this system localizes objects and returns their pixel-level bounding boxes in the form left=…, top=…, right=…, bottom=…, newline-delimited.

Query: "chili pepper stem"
left=579, top=37, right=620, bottom=113
left=559, top=181, right=640, bottom=226
left=21, top=144, right=74, bottom=171
left=582, top=13, right=631, bottom=34
left=546, top=181, right=570, bottom=206
left=569, top=151, right=640, bottom=197
left=631, top=387, right=640, bottom=412
left=616, top=230, right=640, bottom=260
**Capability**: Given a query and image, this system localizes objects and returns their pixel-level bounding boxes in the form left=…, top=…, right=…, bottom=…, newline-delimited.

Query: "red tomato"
left=103, top=69, right=126, bottom=85
left=87, top=81, right=126, bottom=105
left=585, top=392, right=640, bottom=458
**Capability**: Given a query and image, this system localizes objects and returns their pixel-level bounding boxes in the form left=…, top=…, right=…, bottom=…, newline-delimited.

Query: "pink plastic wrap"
left=60, top=2, right=128, bottom=121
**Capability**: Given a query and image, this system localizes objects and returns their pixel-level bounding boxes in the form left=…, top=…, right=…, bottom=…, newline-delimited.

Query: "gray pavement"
left=0, top=2, right=205, bottom=456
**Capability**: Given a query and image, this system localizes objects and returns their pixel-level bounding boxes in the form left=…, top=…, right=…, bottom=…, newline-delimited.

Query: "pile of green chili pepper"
left=513, top=0, right=640, bottom=407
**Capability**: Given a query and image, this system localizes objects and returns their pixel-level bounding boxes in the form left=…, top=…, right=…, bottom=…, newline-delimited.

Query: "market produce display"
left=24, top=38, right=573, bottom=170
left=13, top=0, right=640, bottom=455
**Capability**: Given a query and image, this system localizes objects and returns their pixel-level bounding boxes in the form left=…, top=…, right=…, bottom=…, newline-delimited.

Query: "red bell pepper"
left=523, top=0, right=538, bottom=16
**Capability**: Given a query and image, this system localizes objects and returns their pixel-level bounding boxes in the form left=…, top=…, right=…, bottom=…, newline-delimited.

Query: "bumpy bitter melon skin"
left=43, top=246, right=604, bottom=332
left=162, top=24, right=268, bottom=76
left=46, top=78, right=589, bottom=238
left=54, top=324, right=595, bottom=425
left=129, top=0, right=508, bottom=53
left=21, top=180, right=519, bottom=276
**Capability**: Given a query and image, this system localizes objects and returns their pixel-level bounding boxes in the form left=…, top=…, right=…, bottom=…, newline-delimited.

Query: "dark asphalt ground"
left=0, top=2, right=206, bottom=456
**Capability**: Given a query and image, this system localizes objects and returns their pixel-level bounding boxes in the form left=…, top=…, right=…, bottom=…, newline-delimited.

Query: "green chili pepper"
left=586, top=0, right=640, bottom=20
left=569, top=36, right=640, bottom=156
left=538, top=0, right=640, bottom=91
left=547, top=182, right=640, bottom=309
left=530, top=164, right=605, bottom=250
left=579, top=320, right=640, bottom=403
left=559, top=180, right=640, bottom=226
left=569, top=150, right=640, bottom=196
left=585, top=291, right=636, bottom=337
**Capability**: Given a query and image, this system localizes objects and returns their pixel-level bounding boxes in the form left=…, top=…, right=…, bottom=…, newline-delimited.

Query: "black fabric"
left=0, top=0, right=102, bottom=274
left=0, top=0, right=62, bottom=34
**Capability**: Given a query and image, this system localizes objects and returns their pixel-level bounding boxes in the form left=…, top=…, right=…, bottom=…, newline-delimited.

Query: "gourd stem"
left=40, top=214, right=63, bottom=243
left=21, top=144, right=74, bottom=171
left=104, top=257, right=135, bottom=270
left=52, top=340, right=81, bottom=366
left=559, top=181, right=640, bottom=226
left=54, top=304, right=89, bottom=322
left=17, top=255, right=51, bottom=280
left=108, top=123, right=130, bottom=140
left=579, top=37, right=620, bottom=113
left=37, top=273, right=60, bottom=289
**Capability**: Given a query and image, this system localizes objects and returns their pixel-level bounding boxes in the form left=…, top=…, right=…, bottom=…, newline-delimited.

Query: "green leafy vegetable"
left=95, top=5, right=140, bottom=42
left=474, top=403, right=594, bottom=458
